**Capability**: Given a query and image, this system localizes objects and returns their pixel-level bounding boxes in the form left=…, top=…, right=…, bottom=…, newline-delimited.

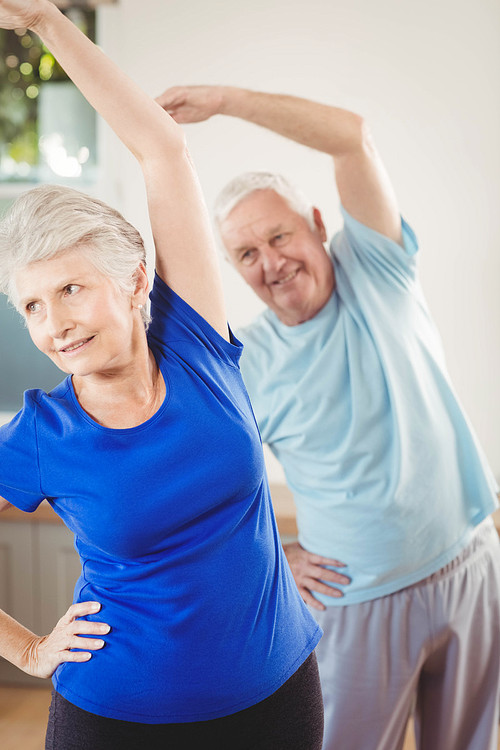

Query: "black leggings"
left=45, top=651, right=323, bottom=750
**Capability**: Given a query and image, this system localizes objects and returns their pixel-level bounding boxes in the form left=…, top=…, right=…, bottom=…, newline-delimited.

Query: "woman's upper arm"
left=142, top=131, right=229, bottom=342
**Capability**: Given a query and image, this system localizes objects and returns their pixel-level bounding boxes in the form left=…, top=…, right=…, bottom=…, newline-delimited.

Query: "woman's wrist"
left=0, top=608, right=39, bottom=674
left=26, top=0, right=61, bottom=38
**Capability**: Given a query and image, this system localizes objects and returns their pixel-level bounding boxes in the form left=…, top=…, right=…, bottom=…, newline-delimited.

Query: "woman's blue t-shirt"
left=0, top=274, right=321, bottom=723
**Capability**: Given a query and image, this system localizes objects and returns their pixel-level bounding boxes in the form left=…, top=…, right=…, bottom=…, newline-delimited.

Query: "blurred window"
left=0, top=8, right=97, bottom=186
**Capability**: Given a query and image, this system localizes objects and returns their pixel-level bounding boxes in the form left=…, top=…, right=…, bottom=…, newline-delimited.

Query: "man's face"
left=220, top=190, right=335, bottom=326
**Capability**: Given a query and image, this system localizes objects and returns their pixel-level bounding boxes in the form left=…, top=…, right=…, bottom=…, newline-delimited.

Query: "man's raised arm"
left=156, top=85, right=402, bottom=245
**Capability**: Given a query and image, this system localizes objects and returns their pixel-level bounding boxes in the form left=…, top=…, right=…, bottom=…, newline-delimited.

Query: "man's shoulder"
left=236, top=310, right=284, bottom=378
left=236, top=309, right=274, bottom=347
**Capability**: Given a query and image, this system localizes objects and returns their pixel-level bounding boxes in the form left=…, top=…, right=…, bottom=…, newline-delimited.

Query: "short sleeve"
left=0, top=391, right=45, bottom=512
left=332, top=206, right=419, bottom=289
left=147, top=273, right=243, bottom=367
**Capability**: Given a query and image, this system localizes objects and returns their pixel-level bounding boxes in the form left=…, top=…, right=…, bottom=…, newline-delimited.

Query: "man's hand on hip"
left=283, top=542, right=350, bottom=611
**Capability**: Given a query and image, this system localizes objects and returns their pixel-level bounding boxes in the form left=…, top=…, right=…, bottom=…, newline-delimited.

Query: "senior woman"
left=0, top=2, right=323, bottom=748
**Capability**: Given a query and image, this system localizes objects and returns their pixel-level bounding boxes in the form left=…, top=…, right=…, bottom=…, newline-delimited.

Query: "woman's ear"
left=131, top=262, right=149, bottom=308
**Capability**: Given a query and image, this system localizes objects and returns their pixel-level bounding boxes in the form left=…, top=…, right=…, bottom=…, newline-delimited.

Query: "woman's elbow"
left=0, top=497, right=12, bottom=512
left=135, top=111, right=187, bottom=165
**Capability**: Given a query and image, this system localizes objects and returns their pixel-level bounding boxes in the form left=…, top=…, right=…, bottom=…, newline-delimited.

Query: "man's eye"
left=272, top=233, right=289, bottom=246
left=65, top=284, right=80, bottom=295
left=241, top=249, right=257, bottom=265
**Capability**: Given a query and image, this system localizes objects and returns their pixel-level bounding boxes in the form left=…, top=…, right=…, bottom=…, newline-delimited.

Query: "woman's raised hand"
left=22, top=601, right=110, bottom=679
left=0, top=0, right=47, bottom=30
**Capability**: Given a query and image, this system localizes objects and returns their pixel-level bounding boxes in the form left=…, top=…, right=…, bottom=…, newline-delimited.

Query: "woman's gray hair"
left=214, top=171, right=315, bottom=232
left=0, top=184, right=151, bottom=327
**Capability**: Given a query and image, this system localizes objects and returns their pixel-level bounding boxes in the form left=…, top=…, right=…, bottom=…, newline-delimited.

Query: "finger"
left=307, top=579, right=344, bottom=598
left=299, top=588, right=326, bottom=611
left=65, top=601, right=101, bottom=621
left=70, top=636, right=106, bottom=651
left=310, top=567, right=351, bottom=586
left=70, top=621, right=111, bottom=636
left=57, top=602, right=100, bottom=628
left=308, top=553, right=347, bottom=567
left=60, top=650, right=94, bottom=664
left=157, top=98, right=179, bottom=113
left=168, top=112, right=190, bottom=123
left=155, top=88, right=185, bottom=109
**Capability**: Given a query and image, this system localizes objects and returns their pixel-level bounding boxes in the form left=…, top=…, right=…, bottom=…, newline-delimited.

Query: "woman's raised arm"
left=0, top=0, right=228, bottom=337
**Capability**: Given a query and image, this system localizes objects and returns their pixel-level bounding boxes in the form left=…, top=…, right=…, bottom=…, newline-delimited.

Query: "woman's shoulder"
left=5, top=379, right=73, bottom=432
left=148, top=273, right=242, bottom=369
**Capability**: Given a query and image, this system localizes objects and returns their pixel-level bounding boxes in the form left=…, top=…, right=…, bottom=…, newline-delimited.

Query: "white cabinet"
left=0, top=520, right=81, bottom=686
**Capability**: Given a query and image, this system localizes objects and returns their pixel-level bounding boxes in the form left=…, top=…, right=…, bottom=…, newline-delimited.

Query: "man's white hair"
left=0, top=184, right=151, bottom=327
left=214, top=171, right=315, bottom=232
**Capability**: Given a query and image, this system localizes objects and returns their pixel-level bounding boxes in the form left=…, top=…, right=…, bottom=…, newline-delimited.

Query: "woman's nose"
left=46, top=303, right=72, bottom=339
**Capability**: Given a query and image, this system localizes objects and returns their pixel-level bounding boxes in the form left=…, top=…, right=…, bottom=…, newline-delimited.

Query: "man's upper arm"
left=333, top=124, right=403, bottom=247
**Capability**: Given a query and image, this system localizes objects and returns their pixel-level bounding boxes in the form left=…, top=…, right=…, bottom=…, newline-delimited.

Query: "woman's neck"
left=72, top=347, right=166, bottom=429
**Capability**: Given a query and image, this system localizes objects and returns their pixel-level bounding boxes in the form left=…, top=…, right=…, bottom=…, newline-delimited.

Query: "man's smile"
left=272, top=268, right=300, bottom=286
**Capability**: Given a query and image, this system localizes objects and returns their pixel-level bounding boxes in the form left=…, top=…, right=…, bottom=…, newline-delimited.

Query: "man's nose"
left=261, top=245, right=285, bottom=272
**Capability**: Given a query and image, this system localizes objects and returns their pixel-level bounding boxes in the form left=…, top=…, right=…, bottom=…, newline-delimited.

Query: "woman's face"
left=15, top=247, right=144, bottom=377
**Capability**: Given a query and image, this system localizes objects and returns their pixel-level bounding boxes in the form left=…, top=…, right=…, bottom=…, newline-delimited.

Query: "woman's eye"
left=65, top=284, right=80, bottom=295
left=26, top=301, right=40, bottom=314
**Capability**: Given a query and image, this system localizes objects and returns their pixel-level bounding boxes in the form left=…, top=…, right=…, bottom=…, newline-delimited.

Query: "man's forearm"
left=216, top=87, right=365, bottom=158
left=156, top=82, right=402, bottom=243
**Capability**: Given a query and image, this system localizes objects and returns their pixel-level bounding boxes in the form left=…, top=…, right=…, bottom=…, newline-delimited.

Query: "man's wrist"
left=218, top=86, right=252, bottom=118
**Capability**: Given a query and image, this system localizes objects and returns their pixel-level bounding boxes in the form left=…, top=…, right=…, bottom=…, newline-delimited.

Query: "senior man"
left=157, top=84, right=500, bottom=750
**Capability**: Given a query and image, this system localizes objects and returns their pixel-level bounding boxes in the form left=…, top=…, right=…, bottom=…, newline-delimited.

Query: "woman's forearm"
left=29, top=0, right=182, bottom=163
left=0, top=601, right=111, bottom=680
left=0, top=608, right=38, bottom=674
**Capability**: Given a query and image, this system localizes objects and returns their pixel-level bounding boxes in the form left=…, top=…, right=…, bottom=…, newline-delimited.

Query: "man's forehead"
left=221, top=216, right=289, bottom=258
left=221, top=194, right=297, bottom=244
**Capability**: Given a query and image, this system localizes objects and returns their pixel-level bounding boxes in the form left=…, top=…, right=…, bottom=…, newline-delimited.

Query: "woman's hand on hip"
left=21, top=601, right=110, bottom=679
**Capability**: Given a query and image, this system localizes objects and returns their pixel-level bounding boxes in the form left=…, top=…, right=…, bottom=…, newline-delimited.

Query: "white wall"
left=97, top=0, right=500, bottom=480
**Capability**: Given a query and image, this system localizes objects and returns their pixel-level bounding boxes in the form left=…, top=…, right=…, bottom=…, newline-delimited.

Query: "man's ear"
left=312, top=207, right=327, bottom=243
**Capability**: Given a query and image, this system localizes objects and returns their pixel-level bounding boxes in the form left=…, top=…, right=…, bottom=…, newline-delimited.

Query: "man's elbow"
left=357, top=116, right=377, bottom=156
left=335, top=114, right=374, bottom=159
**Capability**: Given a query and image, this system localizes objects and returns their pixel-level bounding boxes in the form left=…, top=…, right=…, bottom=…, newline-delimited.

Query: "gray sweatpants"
left=311, top=517, right=500, bottom=750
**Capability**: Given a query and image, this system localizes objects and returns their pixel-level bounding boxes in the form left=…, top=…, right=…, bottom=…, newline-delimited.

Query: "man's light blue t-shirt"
left=237, top=208, right=498, bottom=606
